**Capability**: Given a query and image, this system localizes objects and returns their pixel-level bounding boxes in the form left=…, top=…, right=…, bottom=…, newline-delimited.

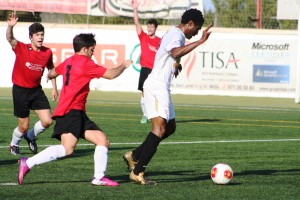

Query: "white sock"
left=26, top=145, right=66, bottom=169
left=141, top=96, right=147, bottom=117
left=11, top=127, right=24, bottom=146
left=93, top=146, right=108, bottom=179
left=27, top=121, right=46, bottom=141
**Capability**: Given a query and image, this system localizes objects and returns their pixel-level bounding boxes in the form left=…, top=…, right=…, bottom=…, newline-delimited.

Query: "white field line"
left=0, top=183, right=18, bottom=186
left=1, top=138, right=300, bottom=149
left=88, top=101, right=300, bottom=112
left=1, top=96, right=300, bottom=112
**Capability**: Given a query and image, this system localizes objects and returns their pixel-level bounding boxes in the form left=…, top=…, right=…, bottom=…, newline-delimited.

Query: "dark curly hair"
left=181, top=8, right=205, bottom=27
left=29, top=23, right=44, bottom=36
left=147, top=18, right=158, bottom=28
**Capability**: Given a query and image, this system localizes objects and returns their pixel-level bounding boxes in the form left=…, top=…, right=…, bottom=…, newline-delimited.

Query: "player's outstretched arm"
left=170, top=23, right=213, bottom=59
left=48, top=68, right=59, bottom=80
left=102, top=60, right=132, bottom=80
left=6, top=12, right=18, bottom=48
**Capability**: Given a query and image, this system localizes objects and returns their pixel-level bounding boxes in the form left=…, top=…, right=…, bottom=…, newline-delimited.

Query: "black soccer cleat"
left=24, top=134, right=38, bottom=154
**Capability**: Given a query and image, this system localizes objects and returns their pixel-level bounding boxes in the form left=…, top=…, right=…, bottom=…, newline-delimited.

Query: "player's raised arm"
left=131, top=0, right=142, bottom=35
left=199, top=23, right=213, bottom=44
left=6, top=12, right=18, bottom=49
left=102, top=60, right=133, bottom=80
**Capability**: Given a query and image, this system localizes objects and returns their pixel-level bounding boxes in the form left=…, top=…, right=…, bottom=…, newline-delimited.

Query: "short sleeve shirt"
left=53, top=54, right=107, bottom=118
left=147, top=27, right=185, bottom=89
left=12, top=41, right=53, bottom=88
left=138, top=31, right=161, bottom=69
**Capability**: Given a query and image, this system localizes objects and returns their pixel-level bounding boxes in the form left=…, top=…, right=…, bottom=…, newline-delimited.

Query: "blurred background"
left=0, top=0, right=297, bottom=29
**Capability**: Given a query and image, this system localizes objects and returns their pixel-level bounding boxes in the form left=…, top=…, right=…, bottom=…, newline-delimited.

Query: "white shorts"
left=143, top=81, right=175, bottom=121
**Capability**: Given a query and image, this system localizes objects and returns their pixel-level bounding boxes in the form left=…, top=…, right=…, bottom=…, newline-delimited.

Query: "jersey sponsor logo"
left=148, top=43, right=158, bottom=52
left=25, top=62, right=44, bottom=71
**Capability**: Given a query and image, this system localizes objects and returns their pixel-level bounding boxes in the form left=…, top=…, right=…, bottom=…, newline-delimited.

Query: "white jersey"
left=143, top=27, right=185, bottom=121
left=145, top=26, right=185, bottom=90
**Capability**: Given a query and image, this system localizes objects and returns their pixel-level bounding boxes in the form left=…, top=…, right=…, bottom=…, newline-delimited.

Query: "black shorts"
left=13, top=84, right=51, bottom=118
left=52, top=109, right=102, bottom=141
left=138, top=67, right=152, bottom=92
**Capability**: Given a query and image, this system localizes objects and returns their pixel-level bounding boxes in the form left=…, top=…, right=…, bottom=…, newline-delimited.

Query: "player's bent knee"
left=162, top=124, right=176, bottom=140
left=19, top=125, right=29, bottom=133
left=169, top=125, right=176, bottom=134
left=87, top=131, right=109, bottom=147
left=64, top=146, right=75, bottom=156
left=95, top=138, right=109, bottom=147
left=41, top=118, right=53, bottom=128
left=166, top=119, right=176, bottom=134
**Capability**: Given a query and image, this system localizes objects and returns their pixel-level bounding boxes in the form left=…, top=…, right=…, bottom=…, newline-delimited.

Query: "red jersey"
left=53, top=54, right=107, bottom=118
left=12, top=41, right=53, bottom=88
left=138, top=31, right=161, bottom=69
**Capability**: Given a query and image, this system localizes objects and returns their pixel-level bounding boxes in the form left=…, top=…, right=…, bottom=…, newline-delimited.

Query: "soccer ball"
left=211, top=163, right=233, bottom=184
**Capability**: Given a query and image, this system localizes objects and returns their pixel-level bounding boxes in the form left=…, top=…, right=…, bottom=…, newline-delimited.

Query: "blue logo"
left=253, top=65, right=290, bottom=83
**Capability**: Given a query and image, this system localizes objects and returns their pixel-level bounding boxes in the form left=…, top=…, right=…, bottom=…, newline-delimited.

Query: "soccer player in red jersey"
left=18, top=33, right=132, bottom=186
left=6, top=12, right=58, bottom=155
left=131, top=0, right=161, bottom=124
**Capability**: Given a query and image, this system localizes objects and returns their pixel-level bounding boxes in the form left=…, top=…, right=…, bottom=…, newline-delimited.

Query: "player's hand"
left=199, top=23, right=213, bottom=44
left=7, top=12, right=18, bottom=27
left=174, top=64, right=182, bottom=78
left=131, top=0, right=139, bottom=9
left=122, top=59, right=133, bottom=69
left=52, top=89, right=59, bottom=102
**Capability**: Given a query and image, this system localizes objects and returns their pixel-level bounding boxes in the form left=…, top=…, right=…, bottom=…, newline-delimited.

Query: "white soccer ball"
left=211, top=163, right=233, bottom=184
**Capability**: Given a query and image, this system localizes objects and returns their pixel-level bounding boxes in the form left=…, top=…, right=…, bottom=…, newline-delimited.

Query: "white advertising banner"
left=173, top=32, right=297, bottom=98
left=0, top=24, right=297, bottom=98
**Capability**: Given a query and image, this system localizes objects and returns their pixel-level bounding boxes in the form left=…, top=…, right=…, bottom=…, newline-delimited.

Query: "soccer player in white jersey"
left=123, top=8, right=213, bottom=185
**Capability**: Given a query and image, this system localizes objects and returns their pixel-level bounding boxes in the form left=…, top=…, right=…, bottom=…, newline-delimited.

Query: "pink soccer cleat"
left=18, top=157, right=30, bottom=185
left=91, top=176, right=119, bottom=187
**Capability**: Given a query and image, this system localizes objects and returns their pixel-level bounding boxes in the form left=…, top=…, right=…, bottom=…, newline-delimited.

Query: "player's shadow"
left=68, top=146, right=138, bottom=158
left=116, top=168, right=300, bottom=185
left=235, top=168, right=300, bottom=176
left=147, top=170, right=211, bottom=182
left=0, top=159, right=19, bottom=166
left=21, top=168, right=300, bottom=185
left=26, top=170, right=208, bottom=185
left=176, top=119, right=221, bottom=123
